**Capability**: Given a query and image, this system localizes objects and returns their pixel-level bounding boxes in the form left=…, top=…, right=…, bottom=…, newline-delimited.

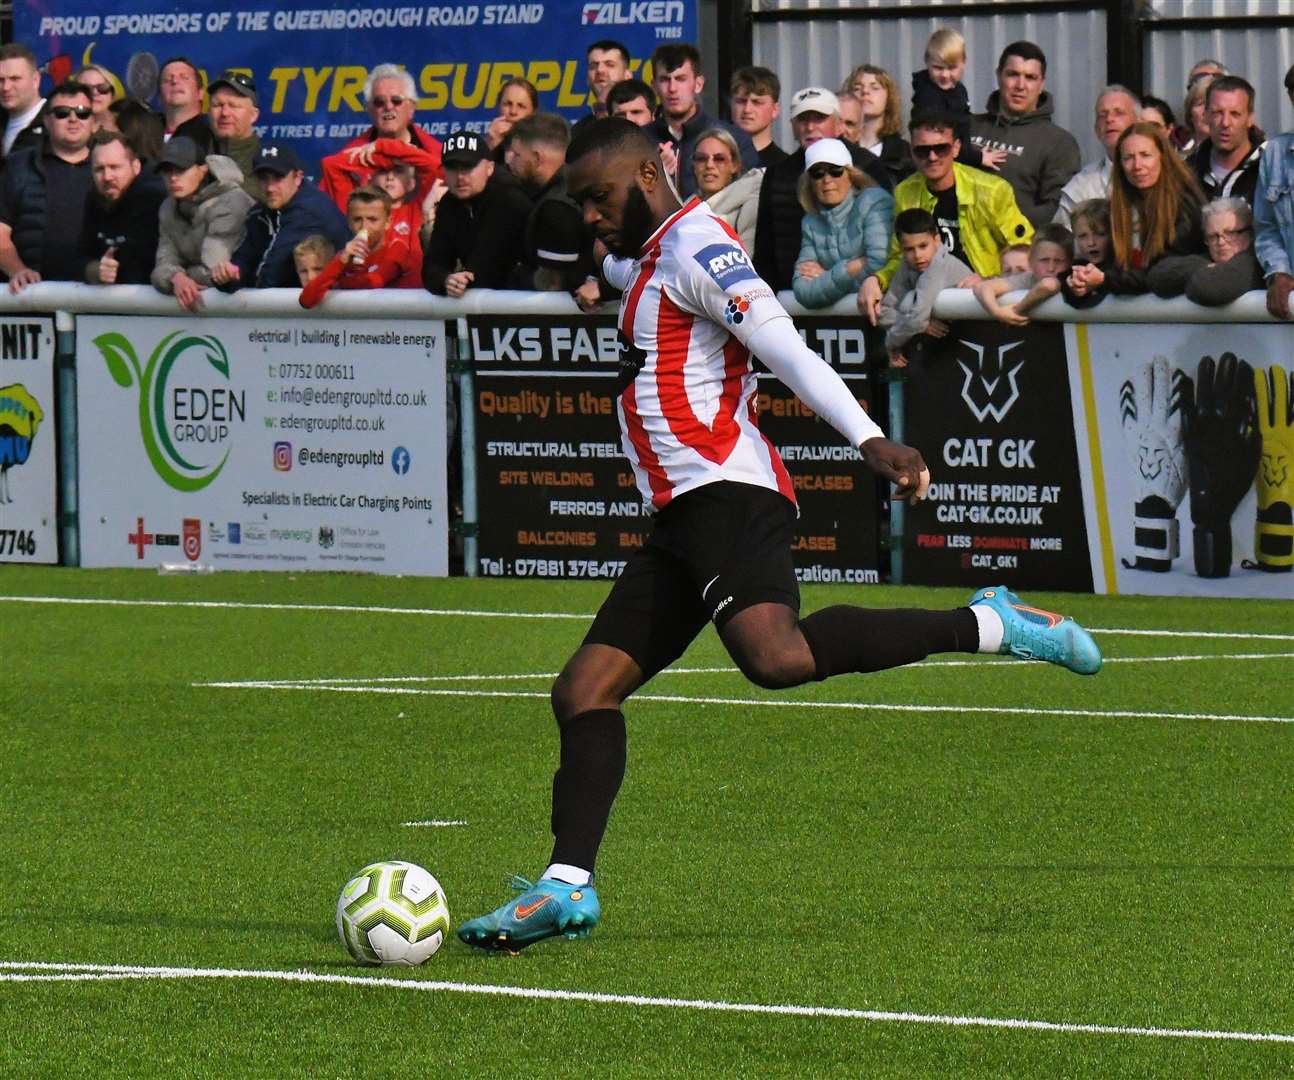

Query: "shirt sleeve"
left=747, top=317, right=884, bottom=448
left=669, top=236, right=789, bottom=346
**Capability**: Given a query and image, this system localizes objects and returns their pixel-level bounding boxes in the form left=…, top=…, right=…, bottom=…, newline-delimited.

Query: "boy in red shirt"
left=298, top=187, right=420, bottom=307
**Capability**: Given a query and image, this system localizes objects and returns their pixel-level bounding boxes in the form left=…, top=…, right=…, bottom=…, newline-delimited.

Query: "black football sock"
left=799, top=606, right=980, bottom=681
left=548, top=708, right=627, bottom=873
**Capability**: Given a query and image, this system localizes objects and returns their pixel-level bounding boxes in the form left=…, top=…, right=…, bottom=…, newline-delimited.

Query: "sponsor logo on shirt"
left=694, top=243, right=758, bottom=289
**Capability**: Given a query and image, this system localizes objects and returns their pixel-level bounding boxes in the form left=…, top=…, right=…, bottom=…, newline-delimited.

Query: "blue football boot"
left=457, top=875, right=601, bottom=953
left=969, top=585, right=1102, bottom=675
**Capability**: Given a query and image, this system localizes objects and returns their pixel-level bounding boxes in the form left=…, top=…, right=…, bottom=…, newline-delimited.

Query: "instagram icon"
left=273, top=441, right=292, bottom=471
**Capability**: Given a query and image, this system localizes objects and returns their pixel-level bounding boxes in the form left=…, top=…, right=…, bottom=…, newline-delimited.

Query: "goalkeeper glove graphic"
left=1253, top=364, right=1294, bottom=572
left=1119, top=356, right=1191, bottom=571
left=1183, top=353, right=1260, bottom=578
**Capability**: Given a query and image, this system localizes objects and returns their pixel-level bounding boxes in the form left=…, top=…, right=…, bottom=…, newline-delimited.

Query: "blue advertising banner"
left=17, top=0, right=695, bottom=170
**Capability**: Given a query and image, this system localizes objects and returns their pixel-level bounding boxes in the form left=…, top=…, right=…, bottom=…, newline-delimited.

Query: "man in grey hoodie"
left=970, top=41, right=1080, bottom=228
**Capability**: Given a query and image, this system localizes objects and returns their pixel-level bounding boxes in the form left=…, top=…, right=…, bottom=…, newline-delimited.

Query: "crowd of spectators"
left=0, top=33, right=1292, bottom=324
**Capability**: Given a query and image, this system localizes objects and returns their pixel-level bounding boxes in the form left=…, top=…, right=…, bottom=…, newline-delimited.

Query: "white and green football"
left=336, top=860, right=451, bottom=966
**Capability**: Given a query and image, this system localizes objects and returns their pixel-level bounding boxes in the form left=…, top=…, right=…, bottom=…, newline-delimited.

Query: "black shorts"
left=583, top=481, right=801, bottom=680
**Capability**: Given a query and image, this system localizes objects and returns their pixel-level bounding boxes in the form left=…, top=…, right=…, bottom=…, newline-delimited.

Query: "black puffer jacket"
left=753, top=141, right=891, bottom=291
left=0, top=143, right=92, bottom=278
left=79, top=171, right=167, bottom=284
left=422, top=169, right=533, bottom=294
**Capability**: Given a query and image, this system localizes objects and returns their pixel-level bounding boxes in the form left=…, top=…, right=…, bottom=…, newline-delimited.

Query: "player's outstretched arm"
left=745, top=316, right=931, bottom=503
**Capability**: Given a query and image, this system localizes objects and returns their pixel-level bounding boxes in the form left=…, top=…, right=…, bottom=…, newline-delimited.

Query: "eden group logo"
left=94, top=331, right=244, bottom=492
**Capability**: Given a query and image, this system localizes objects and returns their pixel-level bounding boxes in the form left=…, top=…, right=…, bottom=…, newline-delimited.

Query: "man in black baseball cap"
left=208, top=69, right=262, bottom=200
left=423, top=128, right=532, bottom=296
left=214, top=138, right=349, bottom=289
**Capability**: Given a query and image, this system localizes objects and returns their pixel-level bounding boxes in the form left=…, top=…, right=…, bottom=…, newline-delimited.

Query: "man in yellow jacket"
left=859, top=109, right=1033, bottom=321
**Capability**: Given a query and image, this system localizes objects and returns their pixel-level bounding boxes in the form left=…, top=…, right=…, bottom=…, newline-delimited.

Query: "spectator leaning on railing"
left=1065, top=122, right=1205, bottom=305
left=215, top=141, right=350, bottom=290
left=299, top=186, right=419, bottom=308
left=0, top=80, right=96, bottom=293
left=1254, top=62, right=1294, bottom=320
left=792, top=137, right=893, bottom=309
left=80, top=131, right=164, bottom=286
left=422, top=130, right=532, bottom=298
left=1147, top=196, right=1265, bottom=306
left=753, top=86, right=891, bottom=292
left=859, top=109, right=1033, bottom=323
left=151, top=135, right=255, bottom=311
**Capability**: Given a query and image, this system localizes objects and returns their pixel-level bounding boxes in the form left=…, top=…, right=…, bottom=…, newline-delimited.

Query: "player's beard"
left=606, top=184, right=656, bottom=257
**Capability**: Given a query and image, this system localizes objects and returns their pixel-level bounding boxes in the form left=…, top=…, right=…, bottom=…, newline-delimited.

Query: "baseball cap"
left=156, top=135, right=205, bottom=171
left=442, top=130, right=489, bottom=167
left=208, top=70, right=258, bottom=106
left=789, top=87, right=839, bottom=120
left=804, top=138, right=851, bottom=170
left=253, top=141, right=305, bottom=176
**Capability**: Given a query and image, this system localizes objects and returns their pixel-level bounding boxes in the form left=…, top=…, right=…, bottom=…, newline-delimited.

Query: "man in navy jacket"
left=215, top=141, right=349, bottom=289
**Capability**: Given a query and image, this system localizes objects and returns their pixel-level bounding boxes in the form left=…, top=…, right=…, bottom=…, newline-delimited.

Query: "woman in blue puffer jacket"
left=792, top=137, right=894, bottom=308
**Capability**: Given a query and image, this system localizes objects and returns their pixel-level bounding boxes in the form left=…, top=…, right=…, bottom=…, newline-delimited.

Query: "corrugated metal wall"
left=755, top=6, right=1110, bottom=163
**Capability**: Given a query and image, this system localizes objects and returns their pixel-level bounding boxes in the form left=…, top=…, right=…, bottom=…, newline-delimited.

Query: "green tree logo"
left=94, top=331, right=236, bottom=492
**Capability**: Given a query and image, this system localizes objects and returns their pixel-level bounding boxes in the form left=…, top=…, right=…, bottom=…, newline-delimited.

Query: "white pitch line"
left=0, top=961, right=1289, bottom=1046
left=9, top=595, right=1294, bottom=644
left=401, top=820, right=467, bottom=827
left=1, top=595, right=591, bottom=621
left=194, top=681, right=1294, bottom=725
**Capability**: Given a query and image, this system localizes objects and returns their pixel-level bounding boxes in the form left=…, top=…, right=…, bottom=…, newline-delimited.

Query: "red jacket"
left=319, top=130, right=442, bottom=212
left=298, top=235, right=421, bottom=308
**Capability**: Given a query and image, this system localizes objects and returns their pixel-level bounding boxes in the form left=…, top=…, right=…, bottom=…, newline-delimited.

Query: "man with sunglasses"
left=752, top=85, right=891, bottom=291
left=321, top=64, right=443, bottom=211
left=0, top=80, right=95, bottom=292
left=0, top=43, right=46, bottom=164
left=860, top=109, right=1032, bottom=324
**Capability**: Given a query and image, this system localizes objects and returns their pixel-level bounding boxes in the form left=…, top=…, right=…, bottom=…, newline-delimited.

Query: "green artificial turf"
left=1, top=566, right=1292, bottom=1077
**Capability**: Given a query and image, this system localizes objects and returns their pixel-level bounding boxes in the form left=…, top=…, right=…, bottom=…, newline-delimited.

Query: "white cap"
left=804, top=138, right=851, bottom=170
left=788, top=86, right=840, bottom=120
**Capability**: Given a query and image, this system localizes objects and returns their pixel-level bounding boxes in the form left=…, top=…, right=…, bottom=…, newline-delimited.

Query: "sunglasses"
left=84, top=83, right=114, bottom=97
left=372, top=95, right=407, bottom=109
left=912, top=142, right=954, bottom=159
left=1204, top=226, right=1251, bottom=244
left=808, top=164, right=846, bottom=180
left=49, top=106, right=93, bottom=120
left=693, top=153, right=732, bottom=165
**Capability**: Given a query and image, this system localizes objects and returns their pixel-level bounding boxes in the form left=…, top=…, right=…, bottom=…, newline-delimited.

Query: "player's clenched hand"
left=860, top=436, right=930, bottom=504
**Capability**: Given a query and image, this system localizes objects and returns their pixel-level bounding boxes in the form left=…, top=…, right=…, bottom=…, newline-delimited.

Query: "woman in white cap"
left=792, top=137, right=893, bottom=308
left=690, top=126, right=763, bottom=251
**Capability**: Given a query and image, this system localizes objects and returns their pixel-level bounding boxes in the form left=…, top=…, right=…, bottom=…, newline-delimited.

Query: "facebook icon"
left=392, top=446, right=411, bottom=475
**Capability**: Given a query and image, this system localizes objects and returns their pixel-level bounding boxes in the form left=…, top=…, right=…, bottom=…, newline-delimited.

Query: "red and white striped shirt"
left=604, top=197, right=797, bottom=511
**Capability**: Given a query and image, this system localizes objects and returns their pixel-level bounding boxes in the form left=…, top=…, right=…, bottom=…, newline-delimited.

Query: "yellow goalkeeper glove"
left=1254, top=364, right=1294, bottom=572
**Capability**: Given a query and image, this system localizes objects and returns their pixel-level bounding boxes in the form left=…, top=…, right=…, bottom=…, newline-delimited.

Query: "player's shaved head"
left=567, top=116, right=658, bottom=168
